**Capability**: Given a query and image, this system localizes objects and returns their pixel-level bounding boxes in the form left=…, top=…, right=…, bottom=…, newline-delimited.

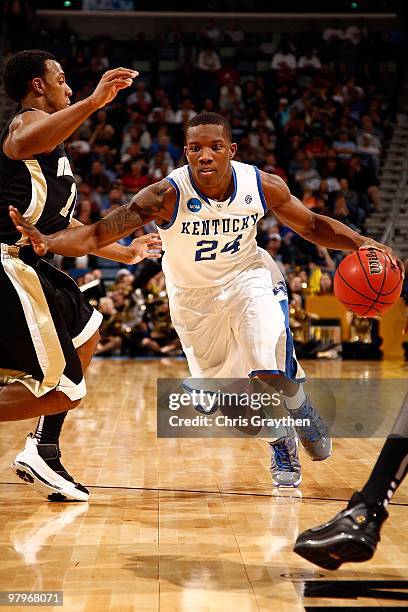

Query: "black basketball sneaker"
left=293, top=492, right=388, bottom=569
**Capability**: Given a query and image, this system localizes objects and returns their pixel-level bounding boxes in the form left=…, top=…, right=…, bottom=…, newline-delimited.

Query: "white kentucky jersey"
left=157, top=160, right=267, bottom=288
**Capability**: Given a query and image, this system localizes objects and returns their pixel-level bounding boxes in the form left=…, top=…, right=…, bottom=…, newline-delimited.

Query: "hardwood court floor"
left=0, top=358, right=407, bottom=611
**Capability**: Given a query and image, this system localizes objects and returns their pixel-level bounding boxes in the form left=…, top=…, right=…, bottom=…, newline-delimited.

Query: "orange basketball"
left=334, top=248, right=403, bottom=317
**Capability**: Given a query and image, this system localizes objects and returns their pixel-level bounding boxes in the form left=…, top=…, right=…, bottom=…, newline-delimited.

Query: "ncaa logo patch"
left=245, top=195, right=252, bottom=204
left=187, top=198, right=202, bottom=213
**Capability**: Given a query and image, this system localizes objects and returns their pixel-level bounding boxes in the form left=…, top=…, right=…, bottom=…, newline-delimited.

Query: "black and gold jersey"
left=0, top=108, right=77, bottom=245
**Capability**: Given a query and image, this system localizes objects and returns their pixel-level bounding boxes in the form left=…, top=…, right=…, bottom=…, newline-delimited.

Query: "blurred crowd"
left=1, top=15, right=405, bottom=356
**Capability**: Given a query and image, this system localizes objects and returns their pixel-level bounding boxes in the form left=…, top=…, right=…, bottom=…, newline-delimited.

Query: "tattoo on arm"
left=95, top=181, right=170, bottom=248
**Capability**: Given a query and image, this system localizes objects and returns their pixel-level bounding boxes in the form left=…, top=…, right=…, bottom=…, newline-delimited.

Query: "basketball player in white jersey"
left=10, top=112, right=398, bottom=487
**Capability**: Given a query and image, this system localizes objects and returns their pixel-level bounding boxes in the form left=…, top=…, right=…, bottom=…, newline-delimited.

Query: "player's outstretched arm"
left=3, top=67, right=138, bottom=159
left=260, top=171, right=400, bottom=265
left=9, top=179, right=176, bottom=257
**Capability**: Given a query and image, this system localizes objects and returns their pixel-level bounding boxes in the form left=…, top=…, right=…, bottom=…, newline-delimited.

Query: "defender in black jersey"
left=1, top=50, right=160, bottom=501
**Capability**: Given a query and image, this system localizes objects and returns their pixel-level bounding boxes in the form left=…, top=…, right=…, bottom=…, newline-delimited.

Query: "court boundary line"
left=0, top=480, right=407, bottom=506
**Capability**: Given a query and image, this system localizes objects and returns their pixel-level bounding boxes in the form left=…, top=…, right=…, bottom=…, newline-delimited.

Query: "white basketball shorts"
left=166, top=248, right=305, bottom=382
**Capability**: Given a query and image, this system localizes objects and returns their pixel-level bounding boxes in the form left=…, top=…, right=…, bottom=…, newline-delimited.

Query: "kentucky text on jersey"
left=157, top=160, right=268, bottom=287
left=180, top=213, right=259, bottom=236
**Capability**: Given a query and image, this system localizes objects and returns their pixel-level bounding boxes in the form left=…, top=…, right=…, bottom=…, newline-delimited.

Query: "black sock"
left=361, top=435, right=408, bottom=507
left=34, top=412, right=68, bottom=446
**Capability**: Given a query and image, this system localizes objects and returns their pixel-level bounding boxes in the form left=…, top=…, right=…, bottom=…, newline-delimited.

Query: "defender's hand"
left=9, top=206, right=49, bottom=256
left=90, top=67, right=138, bottom=108
left=126, top=233, right=162, bottom=264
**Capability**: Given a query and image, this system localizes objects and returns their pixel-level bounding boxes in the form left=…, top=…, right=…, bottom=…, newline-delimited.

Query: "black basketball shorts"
left=0, top=244, right=102, bottom=400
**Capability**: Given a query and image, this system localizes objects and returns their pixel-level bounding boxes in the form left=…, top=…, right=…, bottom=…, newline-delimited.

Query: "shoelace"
left=273, top=443, right=294, bottom=472
left=295, top=402, right=327, bottom=442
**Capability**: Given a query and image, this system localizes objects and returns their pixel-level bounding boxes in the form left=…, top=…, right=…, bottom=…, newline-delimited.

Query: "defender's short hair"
left=4, top=50, right=57, bottom=102
left=185, top=112, right=232, bottom=142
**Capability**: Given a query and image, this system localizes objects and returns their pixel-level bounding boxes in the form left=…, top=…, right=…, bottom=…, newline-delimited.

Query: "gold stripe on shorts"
left=16, top=159, right=48, bottom=246
left=1, top=254, right=66, bottom=396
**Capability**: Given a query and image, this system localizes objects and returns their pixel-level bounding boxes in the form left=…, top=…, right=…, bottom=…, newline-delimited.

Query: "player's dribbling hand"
left=359, top=239, right=404, bottom=277
left=90, top=67, right=139, bottom=109
left=126, top=233, right=162, bottom=264
left=9, top=206, right=49, bottom=256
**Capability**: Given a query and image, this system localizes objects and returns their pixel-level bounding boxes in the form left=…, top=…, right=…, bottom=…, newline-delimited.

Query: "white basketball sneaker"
left=12, top=434, right=89, bottom=502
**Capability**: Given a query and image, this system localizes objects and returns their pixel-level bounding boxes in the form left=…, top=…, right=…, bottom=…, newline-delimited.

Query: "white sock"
left=282, top=385, right=306, bottom=411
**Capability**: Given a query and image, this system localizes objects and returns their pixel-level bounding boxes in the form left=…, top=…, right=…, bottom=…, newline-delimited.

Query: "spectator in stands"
left=201, top=98, right=217, bottom=113
left=219, top=78, right=243, bottom=112
left=347, top=155, right=380, bottom=210
left=288, top=274, right=305, bottom=303
left=94, top=296, right=124, bottom=356
left=360, top=114, right=383, bottom=141
left=126, top=81, right=152, bottom=107
left=302, top=187, right=318, bottom=210
left=75, top=198, right=101, bottom=225
left=2, top=0, right=32, bottom=51
left=90, top=44, right=110, bottom=72
left=263, top=232, right=288, bottom=278
left=270, top=44, right=297, bottom=72
left=307, top=247, right=336, bottom=296
left=121, top=123, right=152, bottom=153
left=197, top=45, right=221, bottom=73
left=86, top=160, right=112, bottom=193
left=344, top=21, right=367, bottom=45
left=288, top=149, right=305, bottom=179
left=251, top=108, right=275, bottom=133
left=357, top=133, right=381, bottom=173
left=224, top=20, right=244, bottom=44
left=298, top=51, right=322, bottom=71
left=339, top=178, right=364, bottom=229
left=121, top=160, right=150, bottom=194
left=332, top=195, right=360, bottom=233
left=150, top=130, right=181, bottom=164
left=120, top=142, right=143, bottom=165
left=173, top=99, right=197, bottom=124
left=203, top=19, right=222, bottom=44
left=68, top=129, right=92, bottom=159
left=141, top=296, right=181, bottom=356
left=148, top=150, right=174, bottom=181
left=101, top=186, right=127, bottom=215
left=333, top=130, right=357, bottom=160
left=318, top=272, right=334, bottom=295
left=260, top=152, right=287, bottom=182
left=342, top=77, right=364, bottom=104
left=322, top=20, right=345, bottom=42
left=304, top=134, right=328, bottom=161
left=259, top=32, right=280, bottom=57
left=295, top=158, right=321, bottom=191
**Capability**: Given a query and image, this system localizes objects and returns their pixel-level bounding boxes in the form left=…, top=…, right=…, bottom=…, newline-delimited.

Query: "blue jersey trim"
left=156, top=177, right=179, bottom=230
left=253, top=165, right=268, bottom=213
left=279, top=298, right=298, bottom=381
left=228, top=165, right=237, bottom=206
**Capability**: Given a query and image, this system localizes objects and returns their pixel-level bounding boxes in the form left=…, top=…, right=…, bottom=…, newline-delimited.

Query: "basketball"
left=334, top=248, right=403, bottom=317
